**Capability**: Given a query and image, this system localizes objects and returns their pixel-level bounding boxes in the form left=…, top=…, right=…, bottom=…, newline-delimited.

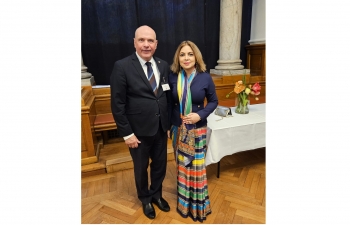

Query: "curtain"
left=82, top=0, right=251, bottom=85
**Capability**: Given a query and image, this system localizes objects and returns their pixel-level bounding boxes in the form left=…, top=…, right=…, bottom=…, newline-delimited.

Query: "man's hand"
left=125, top=135, right=141, bottom=148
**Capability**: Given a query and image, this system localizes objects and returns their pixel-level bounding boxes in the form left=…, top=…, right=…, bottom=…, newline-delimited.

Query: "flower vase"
left=235, top=95, right=249, bottom=114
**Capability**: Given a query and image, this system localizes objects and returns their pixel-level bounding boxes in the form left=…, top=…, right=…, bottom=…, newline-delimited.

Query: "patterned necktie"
left=145, top=62, right=157, bottom=95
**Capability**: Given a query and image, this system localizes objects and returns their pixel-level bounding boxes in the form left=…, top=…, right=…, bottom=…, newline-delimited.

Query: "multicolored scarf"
left=176, top=69, right=196, bottom=166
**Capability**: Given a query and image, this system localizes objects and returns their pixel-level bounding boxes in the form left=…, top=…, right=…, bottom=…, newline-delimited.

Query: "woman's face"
left=179, top=45, right=196, bottom=73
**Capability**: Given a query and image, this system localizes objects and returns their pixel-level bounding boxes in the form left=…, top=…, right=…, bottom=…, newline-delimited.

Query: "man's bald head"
left=135, top=25, right=156, bottom=39
left=134, top=25, right=158, bottom=61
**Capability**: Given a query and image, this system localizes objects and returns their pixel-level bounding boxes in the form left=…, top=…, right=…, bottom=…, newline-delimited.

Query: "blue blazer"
left=168, top=71, right=218, bottom=128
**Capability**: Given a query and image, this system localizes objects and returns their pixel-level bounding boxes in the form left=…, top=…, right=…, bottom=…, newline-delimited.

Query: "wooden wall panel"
left=88, top=74, right=265, bottom=115
left=93, top=87, right=112, bottom=114
left=246, top=44, right=265, bottom=82
left=211, top=72, right=265, bottom=107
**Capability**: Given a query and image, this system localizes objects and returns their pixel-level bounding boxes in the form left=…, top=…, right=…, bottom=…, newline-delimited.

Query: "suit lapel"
left=131, top=53, right=155, bottom=94
left=131, top=53, right=167, bottom=97
left=154, top=57, right=165, bottom=97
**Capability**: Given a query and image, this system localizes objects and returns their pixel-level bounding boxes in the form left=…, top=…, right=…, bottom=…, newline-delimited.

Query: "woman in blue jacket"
left=168, top=40, right=218, bottom=222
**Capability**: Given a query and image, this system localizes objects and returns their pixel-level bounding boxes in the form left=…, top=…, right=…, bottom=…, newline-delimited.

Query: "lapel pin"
left=158, top=61, right=160, bottom=63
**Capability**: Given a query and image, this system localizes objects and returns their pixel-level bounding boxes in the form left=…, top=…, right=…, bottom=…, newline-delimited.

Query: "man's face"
left=134, top=27, right=158, bottom=61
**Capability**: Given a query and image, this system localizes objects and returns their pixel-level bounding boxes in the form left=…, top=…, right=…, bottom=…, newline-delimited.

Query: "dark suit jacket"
left=110, top=53, right=170, bottom=137
left=168, top=71, right=218, bottom=128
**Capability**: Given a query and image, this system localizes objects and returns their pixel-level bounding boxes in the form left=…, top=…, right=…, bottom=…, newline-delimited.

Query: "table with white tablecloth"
left=205, top=104, right=266, bottom=177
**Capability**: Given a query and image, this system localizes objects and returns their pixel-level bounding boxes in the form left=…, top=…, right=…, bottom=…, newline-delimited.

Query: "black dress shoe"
left=142, top=203, right=155, bottom=219
left=152, top=197, right=170, bottom=212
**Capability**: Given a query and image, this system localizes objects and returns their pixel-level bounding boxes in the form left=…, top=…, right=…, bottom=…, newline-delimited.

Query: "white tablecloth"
left=205, top=104, right=266, bottom=166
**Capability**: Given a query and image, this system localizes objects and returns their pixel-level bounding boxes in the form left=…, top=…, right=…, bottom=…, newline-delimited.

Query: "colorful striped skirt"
left=171, top=125, right=212, bottom=222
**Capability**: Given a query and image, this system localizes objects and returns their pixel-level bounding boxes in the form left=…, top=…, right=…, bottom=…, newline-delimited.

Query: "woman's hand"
left=183, top=113, right=201, bottom=124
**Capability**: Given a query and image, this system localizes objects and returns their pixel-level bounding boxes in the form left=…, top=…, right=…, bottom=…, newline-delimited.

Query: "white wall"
left=249, top=0, right=266, bottom=44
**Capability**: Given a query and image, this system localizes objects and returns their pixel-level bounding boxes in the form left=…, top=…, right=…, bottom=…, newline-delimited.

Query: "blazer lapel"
left=131, top=53, right=155, bottom=93
left=154, top=57, right=165, bottom=97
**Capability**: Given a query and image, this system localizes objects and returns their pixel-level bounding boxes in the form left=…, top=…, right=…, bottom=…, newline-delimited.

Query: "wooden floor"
left=81, top=140, right=266, bottom=224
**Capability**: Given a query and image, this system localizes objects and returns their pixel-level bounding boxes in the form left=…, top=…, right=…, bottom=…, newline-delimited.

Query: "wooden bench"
left=92, top=86, right=117, bottom=145
left=93, top=113, right=117, bottom=144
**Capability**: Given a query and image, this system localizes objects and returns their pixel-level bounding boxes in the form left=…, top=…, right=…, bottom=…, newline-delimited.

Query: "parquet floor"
left=81, top=144, right=266, bottom=224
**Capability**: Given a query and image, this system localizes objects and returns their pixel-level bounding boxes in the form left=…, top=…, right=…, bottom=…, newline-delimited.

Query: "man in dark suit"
left=110, top=25, right=170, bottom=219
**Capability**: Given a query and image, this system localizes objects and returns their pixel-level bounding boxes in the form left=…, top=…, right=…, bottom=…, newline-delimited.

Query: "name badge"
left=161, top=84, right=170, bottom=91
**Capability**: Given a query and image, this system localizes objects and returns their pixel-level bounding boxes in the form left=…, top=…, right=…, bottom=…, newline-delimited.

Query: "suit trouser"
left=128, top=122, right=167, bottom=204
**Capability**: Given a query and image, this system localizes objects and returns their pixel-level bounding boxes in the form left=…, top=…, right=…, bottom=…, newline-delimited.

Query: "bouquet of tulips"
left=226, top=74, right=261, bottom=114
